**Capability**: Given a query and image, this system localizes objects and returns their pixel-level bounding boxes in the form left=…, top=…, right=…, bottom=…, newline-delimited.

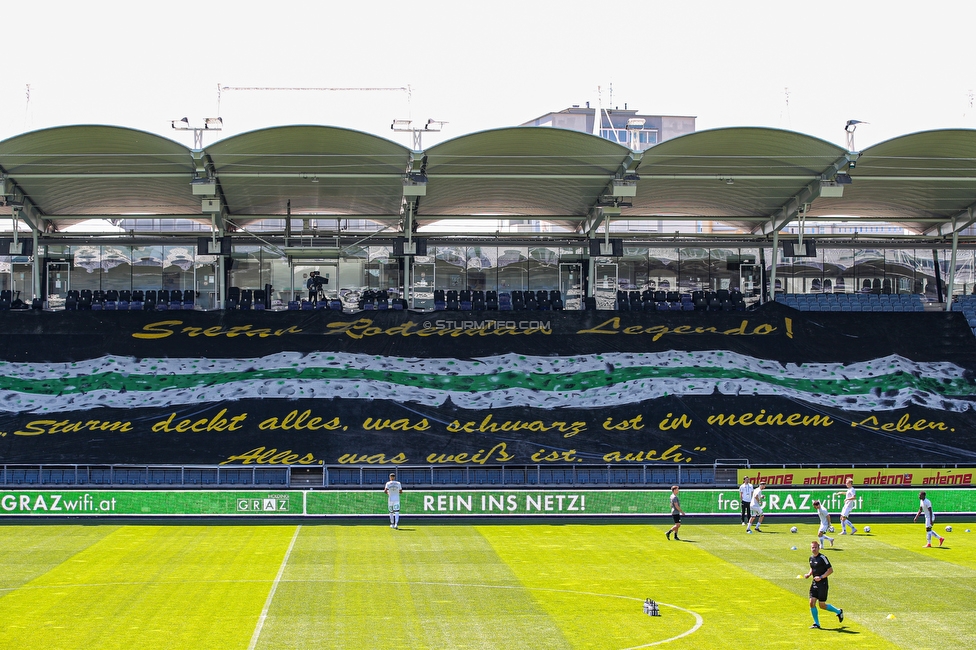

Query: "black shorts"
left=672, top=513, right=681, bottom=524
left=809, top=578, right=829, bottom=602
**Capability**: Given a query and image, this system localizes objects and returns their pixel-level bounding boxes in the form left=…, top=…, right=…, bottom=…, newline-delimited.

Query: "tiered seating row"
left=433, top=290, right=563, bottom=311
left=62, top=289, right=196, bottom=311
left=776, top=293, right=924, bottom=311
left=950, top=294, right=976, bottom=335
left=616, top=289, right=747, bottom=312
left=0, top=466, right=287, bottom=486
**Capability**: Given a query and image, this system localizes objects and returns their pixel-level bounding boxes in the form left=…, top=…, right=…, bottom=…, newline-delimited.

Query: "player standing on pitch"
left=665, top=485, right=685, bottom=540
left=384, top=472, right=403, bottom=529
left=835, top=478, right=858, bottom=535
left=745, top=481, right=765, bottom=533
left=813, top=500, right=835, bottom=548
left=803, top=540, right=844, bottom=629
left=913, top=490, right=945, bottom=548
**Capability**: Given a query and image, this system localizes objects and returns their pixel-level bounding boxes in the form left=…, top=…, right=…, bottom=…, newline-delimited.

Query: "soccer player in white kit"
left=813, top=500, right=834, bottom=547
left=384, top=472, right=403, bottom=529
left=745, top=481, right=765, bottom=533
left=913, top=490, right=944, bottom=548
left=835, top=478, right=857, bottom=535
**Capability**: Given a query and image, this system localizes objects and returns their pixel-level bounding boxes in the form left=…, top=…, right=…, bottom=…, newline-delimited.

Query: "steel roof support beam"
left=581, top=152, right=642, bottom=237
left=581, top=206, right=606, bottom=238
left=10, top=173, right=193, bottom=179
left=925, top=203, right=976, bottom=237
left=755, top=154, right=855, bottom=236
left=641, top=174, right=818, bottom=182
left=757, top=179, right=820, bottom=236
left=2, top=178, right=43, bottom=234
left=945, top=228, right=960, bottom=311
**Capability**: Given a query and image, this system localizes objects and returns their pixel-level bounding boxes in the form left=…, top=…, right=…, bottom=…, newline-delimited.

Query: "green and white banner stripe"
left=1, top=351, right=973, bottom=414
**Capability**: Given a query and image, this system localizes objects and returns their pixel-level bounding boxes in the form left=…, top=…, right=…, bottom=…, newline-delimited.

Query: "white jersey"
left=750, top=487, right=764, bottom=508
left=920, top=497, right=934, bottom=527
left=385, top=480, right=402, bottom=504
left=739, top=482, right=754, bottom=502
left=816, top=505, right=830, bottom=529
left=842, top=486, right=856, bottom=516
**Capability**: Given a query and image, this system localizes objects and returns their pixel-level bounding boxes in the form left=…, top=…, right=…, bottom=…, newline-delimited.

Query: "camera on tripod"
left=308, top=271, right=327, bottom=289
left=306, top=271, right=329, bottom=305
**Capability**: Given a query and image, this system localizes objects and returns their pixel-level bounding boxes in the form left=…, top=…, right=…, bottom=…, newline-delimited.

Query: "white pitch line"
left=247, top=525, right=301, bottom=650
left=5, top=570, right=702, bottom=648
left=620, top=602, right=704, bottom=649
left=274, top=578, right=703, bottom=648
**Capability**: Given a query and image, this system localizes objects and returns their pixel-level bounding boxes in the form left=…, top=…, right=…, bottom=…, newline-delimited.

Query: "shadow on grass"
left=821, top=626, right=858, bottom=635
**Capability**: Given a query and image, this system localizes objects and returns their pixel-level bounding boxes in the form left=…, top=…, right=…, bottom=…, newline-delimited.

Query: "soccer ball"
left=790, top=526, right=798, bottom=533
left=828, top=525, right=835, bottom=533
left=946, top=525, right=953, bottom=533
left=864, top=526, right=871, bottom=533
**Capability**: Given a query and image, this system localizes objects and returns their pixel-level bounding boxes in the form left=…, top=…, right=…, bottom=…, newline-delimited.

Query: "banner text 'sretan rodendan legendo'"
left=2, top=303, right=976, bottom=467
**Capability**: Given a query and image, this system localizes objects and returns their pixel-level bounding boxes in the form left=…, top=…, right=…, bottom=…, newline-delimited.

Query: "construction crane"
left=217, top=85, right=449, bottom=148
left=217, top=84, right=411, bottom=115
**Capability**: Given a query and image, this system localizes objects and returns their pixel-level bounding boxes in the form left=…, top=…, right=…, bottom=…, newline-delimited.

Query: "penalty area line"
left=248, top=525, right=301, bottom=650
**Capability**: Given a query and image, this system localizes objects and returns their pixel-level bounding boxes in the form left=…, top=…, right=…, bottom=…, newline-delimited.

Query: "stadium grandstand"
left=2, top=123, right=976, bottom=494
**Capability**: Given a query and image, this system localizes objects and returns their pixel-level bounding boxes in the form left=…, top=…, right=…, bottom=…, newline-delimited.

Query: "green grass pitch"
left=0, top=520, right=973, bottom=649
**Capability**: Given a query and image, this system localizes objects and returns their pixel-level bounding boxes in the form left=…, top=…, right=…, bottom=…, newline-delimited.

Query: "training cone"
left=796, top=574, right=803, bottom=579
left=790, top=546, right=797, bottom=550
left=886, top=614, right=896, bottom=620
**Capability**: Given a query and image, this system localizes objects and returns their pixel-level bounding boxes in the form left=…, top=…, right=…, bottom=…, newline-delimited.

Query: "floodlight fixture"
left=611, top=179, right=637, bottom=197
left=403, top=176, right=427, bottom=197
left=393, top=118, right=449, bottom=148
left=190, top=178, right=217, bottom=196
left=171, top=117, right=223, bottom=147
left=820, top=180, right=844, bottom=197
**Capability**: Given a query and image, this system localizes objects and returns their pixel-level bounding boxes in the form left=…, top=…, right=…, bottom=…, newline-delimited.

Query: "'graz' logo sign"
left=236, top=495, right=290, bottom=513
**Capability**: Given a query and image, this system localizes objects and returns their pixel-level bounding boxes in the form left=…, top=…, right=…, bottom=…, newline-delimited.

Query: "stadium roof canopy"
left=3, top=124, right=976, bottom=244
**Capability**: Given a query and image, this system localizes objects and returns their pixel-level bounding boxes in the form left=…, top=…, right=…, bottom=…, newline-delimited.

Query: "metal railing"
left=3, top=462, right=966, bottom=490
left=0, top=463, right=724, bottom=489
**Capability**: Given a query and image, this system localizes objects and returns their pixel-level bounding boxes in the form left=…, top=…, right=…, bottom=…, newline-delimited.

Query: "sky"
left=2, top=1, right=975, bottom=152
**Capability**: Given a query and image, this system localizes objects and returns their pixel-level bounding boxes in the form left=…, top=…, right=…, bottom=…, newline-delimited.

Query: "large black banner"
left=1, top=304, right=975, bottom=466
